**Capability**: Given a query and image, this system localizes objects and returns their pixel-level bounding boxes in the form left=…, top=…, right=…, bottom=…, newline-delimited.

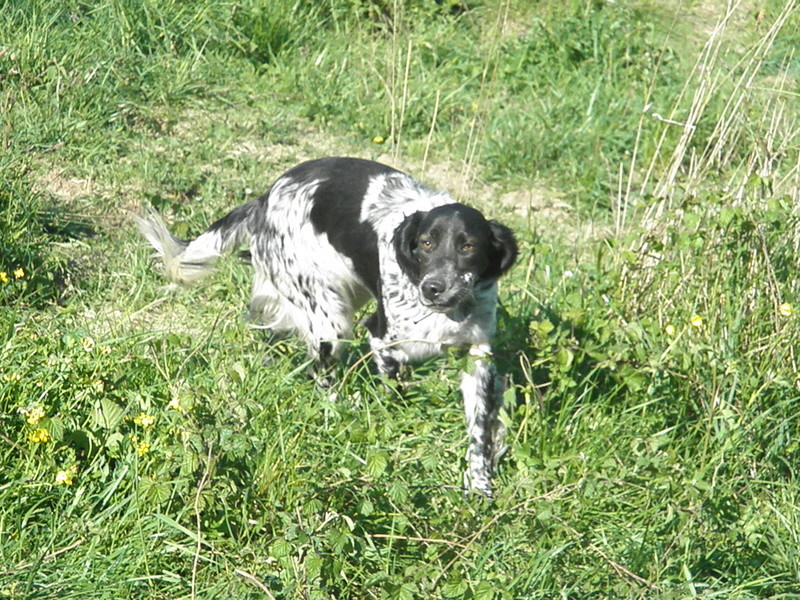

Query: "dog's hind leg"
left=304, top=290, right=360, bottom=386
left=250, top=267, right=359, bottom=385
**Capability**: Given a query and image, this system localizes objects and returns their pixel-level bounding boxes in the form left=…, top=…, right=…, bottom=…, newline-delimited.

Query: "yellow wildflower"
left=135, top=440, right=151, bottom=456
left=690, top=315, right=703, bottom=328
left=13, top=268, right=24, bottom=279
left=372, top=136, right=385, bottom=144
left=81, top=336, right=95, bottom=352
left=133, top=413, right=155, bottom=428
left=779, top=303, right=793, bottom=317
left=29, top=428, right=50, bottom=443
left=168, top=396, right=187, bottom=413
left=55, top=465, right=77, bottom=486
left=25, top=405, right=46, bottom=425
left=665, top=324, right=676, bottom=336
left=0, top=272, right=7, bottom=283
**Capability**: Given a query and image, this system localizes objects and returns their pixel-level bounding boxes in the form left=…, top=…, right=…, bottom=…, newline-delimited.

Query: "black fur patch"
left=392, top=211, right=427, bottom=285
left=306, top=158, right=398, bottom=297
left=484, top=221, right=519, bottom=281
left=207, top=199, right=258, bottom=244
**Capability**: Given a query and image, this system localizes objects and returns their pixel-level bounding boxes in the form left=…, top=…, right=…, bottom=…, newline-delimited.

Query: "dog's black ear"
left=482, top=221, right=518, bottom=280
left=392, top=211, right=427, bottom=284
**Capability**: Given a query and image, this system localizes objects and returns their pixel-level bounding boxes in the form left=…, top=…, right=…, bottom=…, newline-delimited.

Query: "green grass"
left=2, top=0, right=800, bottom=598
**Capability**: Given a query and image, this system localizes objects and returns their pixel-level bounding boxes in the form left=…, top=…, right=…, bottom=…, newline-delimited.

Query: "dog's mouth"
left=419, top=288, right=472, bottom=313
left=422, top=299, right=455, bottom=312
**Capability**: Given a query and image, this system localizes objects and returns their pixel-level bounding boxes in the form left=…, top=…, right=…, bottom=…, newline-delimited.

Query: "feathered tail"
left=135, top=201, right=257, bottom=284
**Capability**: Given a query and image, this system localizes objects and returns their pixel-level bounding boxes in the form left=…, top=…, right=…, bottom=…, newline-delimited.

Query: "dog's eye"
left=419, top=239, right=433, bottom=250
left=461, top=243, right=476, bottom=252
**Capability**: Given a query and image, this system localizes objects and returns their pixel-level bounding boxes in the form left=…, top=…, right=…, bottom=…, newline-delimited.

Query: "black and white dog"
left=137, top=157, right=518, bottom=496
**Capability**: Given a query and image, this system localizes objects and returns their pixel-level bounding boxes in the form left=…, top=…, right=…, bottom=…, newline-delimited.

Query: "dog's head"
left=393, top=203, right=518, bottom=312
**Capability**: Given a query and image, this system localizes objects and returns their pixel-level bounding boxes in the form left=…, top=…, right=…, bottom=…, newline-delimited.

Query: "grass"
left=2, top=0, right=800, bottom=598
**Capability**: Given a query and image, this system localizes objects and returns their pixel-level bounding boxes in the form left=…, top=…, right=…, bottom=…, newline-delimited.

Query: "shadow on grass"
left=1, top=197, right=97, bottom=308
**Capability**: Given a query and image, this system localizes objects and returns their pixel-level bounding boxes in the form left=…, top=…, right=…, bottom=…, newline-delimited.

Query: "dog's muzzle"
left=419, top=271, right=475, bottom=311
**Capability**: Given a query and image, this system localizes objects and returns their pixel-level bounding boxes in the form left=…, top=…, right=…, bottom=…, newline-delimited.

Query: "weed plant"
left=1, top=0, right=800, bottom=598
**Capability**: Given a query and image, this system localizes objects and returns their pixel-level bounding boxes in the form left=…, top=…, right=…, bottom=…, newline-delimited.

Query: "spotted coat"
left=136, top=157, right=518, bottom=496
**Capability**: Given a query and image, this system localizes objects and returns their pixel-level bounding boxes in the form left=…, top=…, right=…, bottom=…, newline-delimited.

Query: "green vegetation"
left=2, top=0, right=800, bottom=598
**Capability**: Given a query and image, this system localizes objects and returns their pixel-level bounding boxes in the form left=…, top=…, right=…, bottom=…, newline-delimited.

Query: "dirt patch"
left=371, top=152, right=581, bottom=242
left=33, top=103, right=580, bottom=256
left=682, top=0, right=762, bottom=41
left=497, top=186, right=570, bottom=220
left=36, top=167, right=96, bottom=201
left=162, top=107, right=576, bottom=230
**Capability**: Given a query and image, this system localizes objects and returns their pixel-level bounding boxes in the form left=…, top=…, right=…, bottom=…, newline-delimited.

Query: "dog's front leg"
left=366, top=308, right=404, bottom=380
left=369, top=337, right=403, bottom=379
left=460, top=344, right=506, bottom=497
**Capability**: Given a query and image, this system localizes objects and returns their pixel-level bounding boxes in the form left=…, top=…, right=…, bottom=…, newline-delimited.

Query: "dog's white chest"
left=378, top=256, right=497, bottom=362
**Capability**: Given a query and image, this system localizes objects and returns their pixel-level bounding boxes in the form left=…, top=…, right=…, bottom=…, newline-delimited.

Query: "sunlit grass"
left=1, top=0, right=799, bottom=598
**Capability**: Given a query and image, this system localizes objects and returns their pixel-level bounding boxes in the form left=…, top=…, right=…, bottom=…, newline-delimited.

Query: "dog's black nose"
left=421, top=279, right=445, bottom=300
